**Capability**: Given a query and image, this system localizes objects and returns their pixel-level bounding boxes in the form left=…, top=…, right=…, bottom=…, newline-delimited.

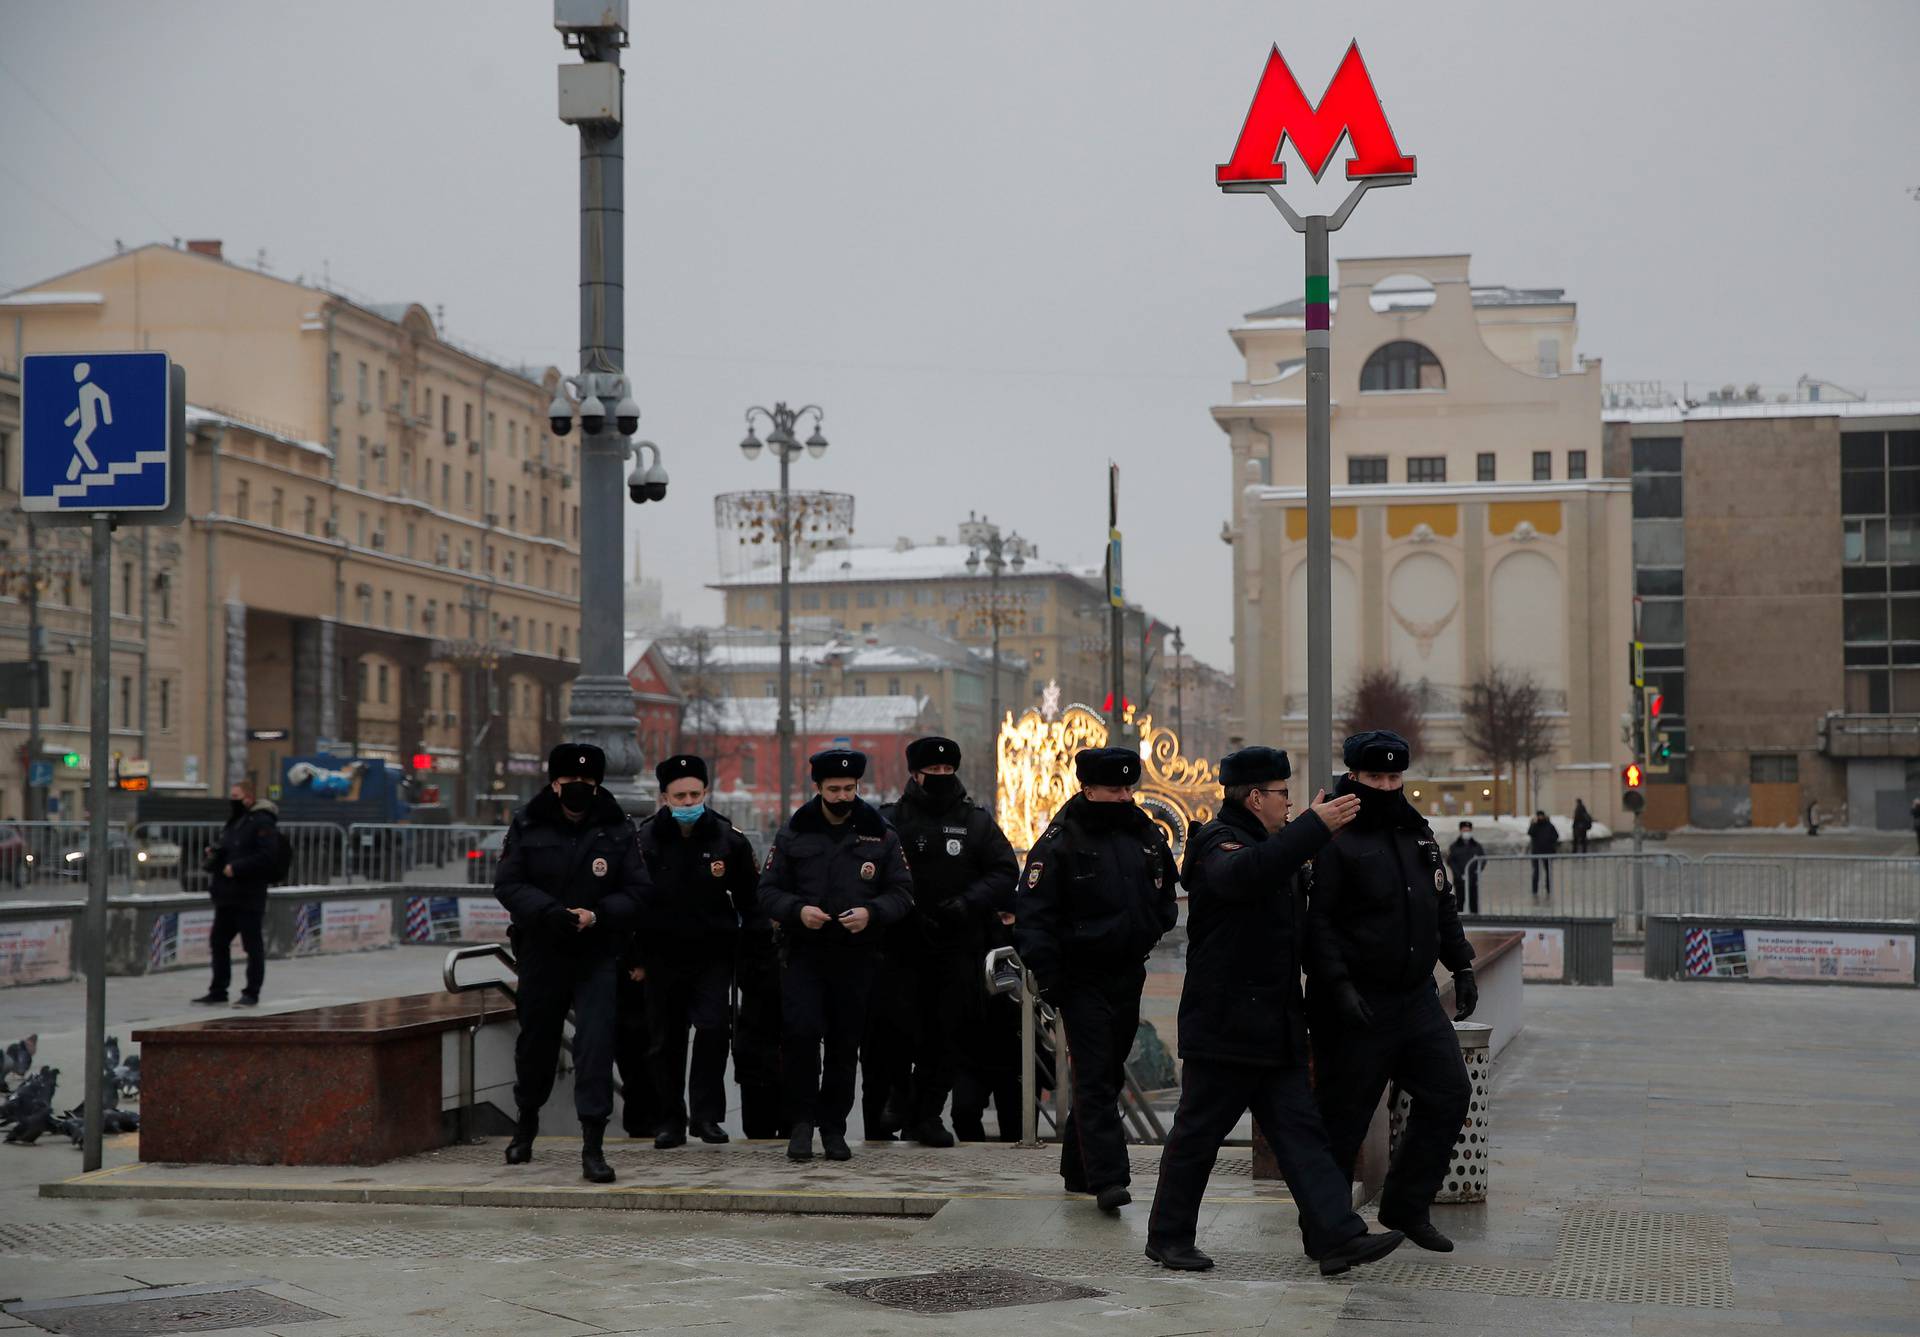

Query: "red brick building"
left=624, top=638, right=685, bottom=776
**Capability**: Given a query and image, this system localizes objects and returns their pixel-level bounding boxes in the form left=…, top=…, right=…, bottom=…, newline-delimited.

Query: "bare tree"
left=663, top=629, right=748, bottom=789
left=1461, top=665, right=1556, bottom=816
left=1344, top=666, right=1428, bottom=761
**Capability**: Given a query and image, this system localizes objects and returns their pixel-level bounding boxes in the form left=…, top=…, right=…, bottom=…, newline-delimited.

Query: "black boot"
left=1319, top=1229, right=1405, bottom=1276
left=787, top=1121, right=815, bottom=1161
left=581, top=1121, right=616, bottom=1184
left=1378, top=1207, right=1455, bottom=1253
left=1145, top=1241, right=1215, bottom=1272
left=821, top=1130, right=852, bottom=1161
left=504, top=1107, right=538, bottom=1165
left=907, top=1117, right=955, bottom=1148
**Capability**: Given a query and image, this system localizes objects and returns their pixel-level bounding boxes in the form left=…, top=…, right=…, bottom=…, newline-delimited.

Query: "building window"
left=1568, top=450, right=1588, bottom=480
left=1532, top=451, right=1552, bottom=481
left=235, top=478, right=250, bottom=520
left=158, top=679, right=171, bottom=732
left=829, top=591, right=849, bottom=610
left=764, top=680, right=776, bottom=697
left=119, top=676, right=132, bottom=728
left=740, top=751, right=757, bottom=786
left=357, top=362, right=369, bottom=404
left=1406, top=456, right=1446, bottom=484
left=465, top=472, right=474, bottom=507
left=856, top=589, right=876, bottom=608
left=405, top=594, right=416, bottom=631
left=1750, top=754, right=1799, bottom=784
left=377, top=664, right=389, bottom=705
left=888, top=676, right=902, bottom=695
left=59, top=670, right=73, bottom=724
left=854, top=678, right=868, bottom=696
left=1359, top=341, right=1445, bottom=392
left=1348, top=456, right=1388, bottom=485
left=1477, top=453, right=1495, bottom=482
left=120, top=562, right=133, bottom=614
left=1631, top=434, right=1688, bottom=775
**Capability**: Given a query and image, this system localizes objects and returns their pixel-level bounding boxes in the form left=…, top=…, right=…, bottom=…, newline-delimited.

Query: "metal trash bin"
left=1387, top=1020, right=1492, bottom=1203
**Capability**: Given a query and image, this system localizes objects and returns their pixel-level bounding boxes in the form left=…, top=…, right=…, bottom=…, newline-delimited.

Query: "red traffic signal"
left=1623, top=762, right=1644, bottom=788
left=411, top=753, right=433, bottom=772
left=1648, top=692, right=1664, bottom=719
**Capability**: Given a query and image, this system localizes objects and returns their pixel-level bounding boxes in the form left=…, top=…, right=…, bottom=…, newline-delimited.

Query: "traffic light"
left=411, top=753, right=433, bottom=773
left=1622, top=761, right=1647, bottom=813
left=1623, top=762, right=1644, bottom=789
left=61, top=751, right=81, bottom=769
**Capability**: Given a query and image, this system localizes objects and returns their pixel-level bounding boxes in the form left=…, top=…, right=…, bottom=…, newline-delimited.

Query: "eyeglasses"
left=1254, top=787, right=1290, bottom=800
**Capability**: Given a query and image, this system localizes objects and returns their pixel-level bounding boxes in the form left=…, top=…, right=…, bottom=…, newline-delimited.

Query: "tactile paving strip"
left=0, top=1207, right=1733, bottom=1307
left=4, top=1283, right=332, bottom=1336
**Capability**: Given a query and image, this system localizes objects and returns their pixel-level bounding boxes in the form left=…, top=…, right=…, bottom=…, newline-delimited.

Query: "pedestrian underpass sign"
left=21, top=351, right=173, bottom=512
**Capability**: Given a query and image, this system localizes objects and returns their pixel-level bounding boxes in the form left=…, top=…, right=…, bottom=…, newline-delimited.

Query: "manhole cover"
left=827, top=1266, right=1106, bottom=1315
left=5, top=1281, right=332, bottom=1335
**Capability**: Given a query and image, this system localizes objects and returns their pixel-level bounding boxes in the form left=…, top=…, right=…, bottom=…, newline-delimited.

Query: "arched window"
left=1361, top=341, right=1445, bottom=392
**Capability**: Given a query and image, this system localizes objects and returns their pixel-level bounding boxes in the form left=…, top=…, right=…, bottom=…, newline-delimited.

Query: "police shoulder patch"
left=1219, top=841, right=1245, bottom=852
left=1025, top=861, right=1044, bottom=888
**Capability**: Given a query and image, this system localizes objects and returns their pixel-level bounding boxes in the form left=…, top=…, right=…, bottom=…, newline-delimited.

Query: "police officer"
left=493, top=742, right=649, bottom=1183
left=636, top=755, right=759, bottom=1149
left=1015, top=746, right=1178, bottom=1213
left=758, top=748, right=915, bottom=1162
left=879, top=735, right=1019, bottom=1146
left=1146, top=747, right=1406, bottom=1276
left=1305, top=730, right=1479, bottom=1252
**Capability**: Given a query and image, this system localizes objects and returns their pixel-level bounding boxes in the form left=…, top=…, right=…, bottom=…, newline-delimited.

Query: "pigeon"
left=3, top=1035, right=36, bottom=1079
left=5, top=1109, right=56, bottom=1144
left=112, top=1053, right=141, bottom=1101
left=0, top=1068, right=57, bottom=1126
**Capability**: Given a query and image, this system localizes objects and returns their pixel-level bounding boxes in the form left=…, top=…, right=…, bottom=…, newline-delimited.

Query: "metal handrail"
left=444, top=942, right=518, bottom=1002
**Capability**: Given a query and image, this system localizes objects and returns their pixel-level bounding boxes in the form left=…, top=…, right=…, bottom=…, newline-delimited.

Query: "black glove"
left=932, top=898, right=973, bottom=930
left=1453, top=969, right=1479, bottom=1021
left=1331, top=981, right=1374, bottom=1029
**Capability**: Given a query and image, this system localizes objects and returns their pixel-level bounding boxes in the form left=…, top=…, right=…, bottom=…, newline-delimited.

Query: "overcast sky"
left=3, top=0, right=1916, bottom=669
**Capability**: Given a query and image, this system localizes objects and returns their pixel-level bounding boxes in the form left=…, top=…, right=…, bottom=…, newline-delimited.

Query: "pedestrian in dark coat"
left=1527, top=810, right=1559, bottom=895
left=1015, top=747, right=1178, bottom=1215
left=758, top=748, right=915, bottom=1163
left=191, top=780, right=281, bottom=1007
left=493, top=742, right=648, bottom=1183
left=1306, top=730, right=1478, bottom=1254
left=1571, top=799, right=1593, bottom=854
left=876, top=736, right=1019, bottom=1147
left=635, top=754, right=759, bottom=1149
left=1447, top=821, right=1485, bottom=915
left=1146, top=747, right=1405, bottom=1277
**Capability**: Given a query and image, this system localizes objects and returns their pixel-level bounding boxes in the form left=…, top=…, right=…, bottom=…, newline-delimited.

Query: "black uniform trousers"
left=613, top=966, right=661, bottom=1137
left=952, top=990, right=1025, bottom=1141
left=513, top=949, right=618, bottom=1124
left=1458, top=872, right=1481, bottom=915
left=733, top=951, right=785, bottom=1139
left=898, top=943, right=976, bottom=1125
left=1310, top=981, right=1471, bottom=1220
left=780, top=949, right=878, bottom=1135
left=859, top=949, right=913, bottom=1133
left=207, top=903, right=266, bottom=999
left=645, top=948, right=733, bottom=1130
left=1056, top=963, right=1145, bottom=1192
left=1148, top=1058, right=1366, bottom=1257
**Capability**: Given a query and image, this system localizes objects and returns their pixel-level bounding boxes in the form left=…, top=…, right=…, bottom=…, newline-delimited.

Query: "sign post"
left=1217, top=42, right=1414, bottom=786
left=21, top=350, right=185, bottom=1173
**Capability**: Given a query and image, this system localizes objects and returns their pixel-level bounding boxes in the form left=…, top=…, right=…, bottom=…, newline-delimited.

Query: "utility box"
left=554, top=0, right=628, bottom=33
left=558, top=61, right=621, bottom=126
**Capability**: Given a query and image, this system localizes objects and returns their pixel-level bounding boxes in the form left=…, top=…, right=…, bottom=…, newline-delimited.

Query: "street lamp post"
left=966, top=520, right=1025, bottom=809
left=739, top=404, right=827, bottom=819
left=1171, top=624, right=1186, bottom=743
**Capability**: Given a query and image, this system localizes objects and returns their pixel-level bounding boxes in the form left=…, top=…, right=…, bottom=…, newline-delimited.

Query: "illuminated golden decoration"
left=995, top=703, right=1220, bottom=858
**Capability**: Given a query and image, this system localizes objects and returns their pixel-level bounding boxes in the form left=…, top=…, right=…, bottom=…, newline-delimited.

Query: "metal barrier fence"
left=131, top=821, right=349, bottom=892
left=4, top=820, right=129, bottom=888
left=1466, top=851, right=1919, bottom=937
left=344, top=823, right=507, bottom=886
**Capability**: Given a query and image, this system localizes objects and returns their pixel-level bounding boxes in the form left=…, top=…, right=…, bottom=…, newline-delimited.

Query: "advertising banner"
left=294, top=898, right=393, bottom=955
left=403, top=896, right=511, bottom=944
left=1686, top=926, right=1914, bottom=986
left=1519, top=927, right=1566, bottom=982
left=0, top=919, right=72, bottom=987
left=147, top=908, right=216, bottom=971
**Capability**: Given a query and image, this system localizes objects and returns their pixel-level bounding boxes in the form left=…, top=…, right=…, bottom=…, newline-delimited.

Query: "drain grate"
left=0, top=1209, right=1734, bottom=1308
left=827, top=1266, right=1106, bottom=1314
left=5, top=1281, right=332, bottom=1336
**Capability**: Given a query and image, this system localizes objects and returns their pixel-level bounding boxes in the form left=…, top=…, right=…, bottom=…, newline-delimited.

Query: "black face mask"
left=821, top=797, right=856, bottom=821
left=229, top=799, right=249, bottom=821
left=919, top=774, right=962, bottom=802
left=1340, top=775, right=1412, bottom=827
left=1077, top=797, right=1134, bottom=830
left=559, top=781, right=597, bottom=813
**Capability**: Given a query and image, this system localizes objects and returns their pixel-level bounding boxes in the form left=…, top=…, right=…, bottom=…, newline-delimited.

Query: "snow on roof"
left=656, top=635, right=1012, bottom=675
left=712, top=540, right=1103, bottom=588
left=186, top=404, right=333, bottom=458
left=703, top=694, right=930, bottom=734
left=1604, top=399, right=1920, bottom=425
left=1242, top=284, right=1569, bottom=324
left=0, top=291, right=104, bottom=307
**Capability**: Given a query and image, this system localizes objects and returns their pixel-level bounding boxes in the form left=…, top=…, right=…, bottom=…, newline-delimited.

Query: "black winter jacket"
left=209, top=800, right=283, bottom=909
left=756, top=797, right=914, bottom=954
left=1014, top=793, right=1178, bottom=991
left=1528, top=817, right=1559, bottom=854
left=1305, top=777, right=1475, bottom=996
left=633, top=806, right=759, bottom=955
left=1446, top=835, right=1485, bottom=883
left=880, top=781, right=1019, bottom=955
left=493, top=787, right=648, bottom=962
left=1177, top=800, right=1333, bottom=1067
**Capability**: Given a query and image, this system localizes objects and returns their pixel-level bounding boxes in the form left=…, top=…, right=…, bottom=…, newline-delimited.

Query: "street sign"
left=27, top=760, right=52, bottom=789
left=21, top=352, right=173, bottom=513
left=1629, top=640, right=1645, bottom=689
left=1216, top=42, right=1416, bottom=187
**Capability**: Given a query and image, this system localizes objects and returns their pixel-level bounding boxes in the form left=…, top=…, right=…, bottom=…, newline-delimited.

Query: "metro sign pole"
left=1217, top=42, right=1414, bottom=787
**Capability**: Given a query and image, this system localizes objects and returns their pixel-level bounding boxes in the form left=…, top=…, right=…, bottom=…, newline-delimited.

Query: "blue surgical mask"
left=670, top=803, right=706, bottom=825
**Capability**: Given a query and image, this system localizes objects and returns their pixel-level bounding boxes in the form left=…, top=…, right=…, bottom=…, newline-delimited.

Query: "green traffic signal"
left=62, top=751, right=81, bottom=768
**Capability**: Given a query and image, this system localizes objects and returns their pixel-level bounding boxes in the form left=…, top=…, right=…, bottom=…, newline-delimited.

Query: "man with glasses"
left=1146, top=747, right=1405, bottom=1276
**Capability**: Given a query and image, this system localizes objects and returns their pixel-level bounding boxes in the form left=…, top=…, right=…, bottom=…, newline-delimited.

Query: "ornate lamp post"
left=966, top=519, right=1026, bottom=809
left=739, top=403, right=827, bottom=818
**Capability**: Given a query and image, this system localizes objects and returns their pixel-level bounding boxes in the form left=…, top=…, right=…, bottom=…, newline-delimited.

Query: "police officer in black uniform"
left=758, top=748, right=915, bottom=1162
left=1015, top=746, right=1178, bottom=1213
left=636, top=754, right=759, bottom=1149
left=878, top=735, right=1020, bottom=1146
left=1146, top=747, right=1406, bottom=1276
left=493, top=742, right=649, bottom=1183
left=1306, top=729, right=1479, bottom=1252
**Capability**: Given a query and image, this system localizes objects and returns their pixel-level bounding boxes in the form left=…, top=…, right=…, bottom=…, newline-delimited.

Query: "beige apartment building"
left=1216, top=254, right=1634, bottom=825
left=1, top=241, right=583, bottom=814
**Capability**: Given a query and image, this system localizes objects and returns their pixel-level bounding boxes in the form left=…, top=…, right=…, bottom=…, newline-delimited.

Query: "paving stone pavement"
left=1, top=965, right=1918, bottom=1333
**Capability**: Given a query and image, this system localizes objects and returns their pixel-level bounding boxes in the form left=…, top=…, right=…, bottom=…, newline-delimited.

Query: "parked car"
left=54, top=831, right=182, bottom=881
left=464, top=829, right=507, bottom=886
left=0, top=825, right=27, bottom=886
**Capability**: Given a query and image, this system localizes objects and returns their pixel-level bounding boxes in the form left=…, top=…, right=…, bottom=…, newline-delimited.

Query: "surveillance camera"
left=547, top=392, right=573, bottom=437
left=627, top=462, right=649, bottom=505
left=614, top=395, right=640, bottom=437
left=579, top=395, right=607, bottom=436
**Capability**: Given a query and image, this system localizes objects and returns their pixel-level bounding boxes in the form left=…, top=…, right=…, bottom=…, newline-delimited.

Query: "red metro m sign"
left=1216, top=42, right=1415, bottom=187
